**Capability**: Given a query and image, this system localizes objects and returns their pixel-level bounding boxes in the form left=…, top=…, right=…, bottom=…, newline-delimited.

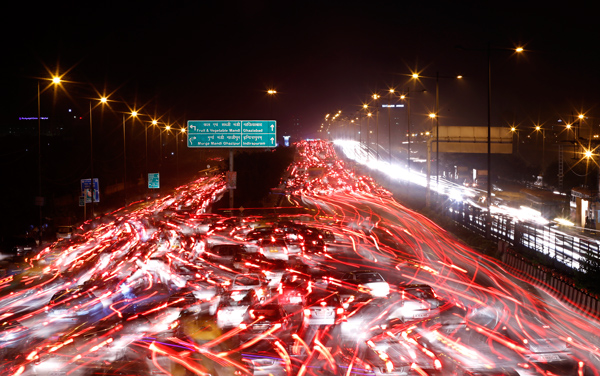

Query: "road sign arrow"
left=270, top=124, right=275, bottom=131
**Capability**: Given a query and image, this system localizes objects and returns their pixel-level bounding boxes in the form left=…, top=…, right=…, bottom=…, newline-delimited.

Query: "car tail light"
left=239, top=323, right=247, bottom=329
left=434, top=359, right=442, bottom=370
left=249, top=310, right=255, bottom=319
left=336, top=307, right=344, bottom=315
left=385, top=360, right=394, bottom=373
left=304, top=309, right=311, bottom=317
left=283, top=247, right=288, bottom=255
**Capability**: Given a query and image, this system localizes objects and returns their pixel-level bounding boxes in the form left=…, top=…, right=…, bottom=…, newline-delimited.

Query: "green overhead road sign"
left=187, top=120, right=277, bottom=148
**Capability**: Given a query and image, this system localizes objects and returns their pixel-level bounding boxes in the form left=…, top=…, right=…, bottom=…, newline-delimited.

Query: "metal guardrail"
left=447, top=202, right=600, bottom=274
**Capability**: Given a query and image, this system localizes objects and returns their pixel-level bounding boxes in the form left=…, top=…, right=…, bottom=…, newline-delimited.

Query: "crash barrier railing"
left=502, top=249, right=600, bottom=318
left=447, top=202, right=600, bottom=272
left=446, top=202, right=600, bottom=311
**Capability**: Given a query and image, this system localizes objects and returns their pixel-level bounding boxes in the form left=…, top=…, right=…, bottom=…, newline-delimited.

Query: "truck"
left=472, top=169, right=488, bottom=189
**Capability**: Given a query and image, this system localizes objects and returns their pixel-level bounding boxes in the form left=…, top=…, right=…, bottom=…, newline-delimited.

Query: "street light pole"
left=372, top=94, right=380, bottom=162
left=37, top=81, right=42, bottom=238
left=367, top=112, right=372, bottom=162
left=405, top=88, right=411, bottom=174
left=388, top=89, right=393, bottom=167
left=145, top=120, right=148, bottom=198
left=487, top=42, right=492, bottom=235
left=89, top=101, right=95, bottom=219
left=457, top=43, right=523, bottom=237
left=122, top=114, right=127, bottom=206
left=435, top=72, right=440, bottom=206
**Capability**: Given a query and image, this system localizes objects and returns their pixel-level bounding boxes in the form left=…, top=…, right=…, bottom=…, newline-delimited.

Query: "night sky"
left=2, top=1, right=600, bottom=237
left=5, top=1, right=599, bottom=137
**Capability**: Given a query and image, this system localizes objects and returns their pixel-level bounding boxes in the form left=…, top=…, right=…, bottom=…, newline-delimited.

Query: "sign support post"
left=229, top=149, right=234, bottom=209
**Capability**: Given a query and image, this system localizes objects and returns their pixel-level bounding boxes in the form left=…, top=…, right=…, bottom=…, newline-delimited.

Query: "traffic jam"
left=0, top=140, right=599, bottom=376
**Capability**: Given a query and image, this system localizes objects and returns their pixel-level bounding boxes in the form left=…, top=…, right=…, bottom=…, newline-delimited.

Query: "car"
left=232, top=251, right=270, bottom=271
left=452, top=366, right=521, bottom=376
left=47, top=287, right=105, bottom=323
left=258, top=237, right=289, bottom=261
left=298, top=226, right=327, bottom=253
left=0, top=319, right=30, bottom=361
left=0, top=236, right=37, bottom=260
left=216, top=289, right=259, bottom=329
left=276, top=271, right=311, bottom=306
left=207, top=217, right=243, bottom=235
left=246, top=227, right=275, bottom=243
left=153, top=288, right=203, bottom=327
left=340, top=298, right=390, bottom=342
left=242, top=349, right=290, bottom=376
left=500, top=318, right=579, bottom=375
left=31, top=315, right=153, bottom=375
left=388, top=284, right=442, bottom=322
left=238, top=303, right=293, bottom=342
left=204, top=243, right=247, bottom=266
left=308, top=270, right=340, bottom=291
left=113, top=279, right=171, bottom=316
left=56, top=225, right=74, bottom=240
left=340, top=331, right=443, bottom=376
left=340, top=270, right=390, bottom=299
left=302, top=291, right=345, bottom=326
left=230, top=274, right=269, bottom=302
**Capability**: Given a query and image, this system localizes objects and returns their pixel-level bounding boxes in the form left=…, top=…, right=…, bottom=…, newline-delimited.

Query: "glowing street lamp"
left=267, top=89, right=277, bottom=118
left=510, top=126, right=520, bottom=154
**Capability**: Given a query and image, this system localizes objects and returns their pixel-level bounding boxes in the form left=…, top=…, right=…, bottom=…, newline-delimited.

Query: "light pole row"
left=36, top=74, right=187, bottom=219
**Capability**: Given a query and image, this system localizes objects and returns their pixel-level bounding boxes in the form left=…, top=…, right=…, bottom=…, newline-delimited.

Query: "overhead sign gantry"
left=187, top=120, right=277, bottom=148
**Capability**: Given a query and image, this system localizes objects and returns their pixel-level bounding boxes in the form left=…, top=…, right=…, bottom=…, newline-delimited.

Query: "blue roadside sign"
left=80, top=178, right=99, bottom=203
left=148, top=173, right=160, bottom=189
